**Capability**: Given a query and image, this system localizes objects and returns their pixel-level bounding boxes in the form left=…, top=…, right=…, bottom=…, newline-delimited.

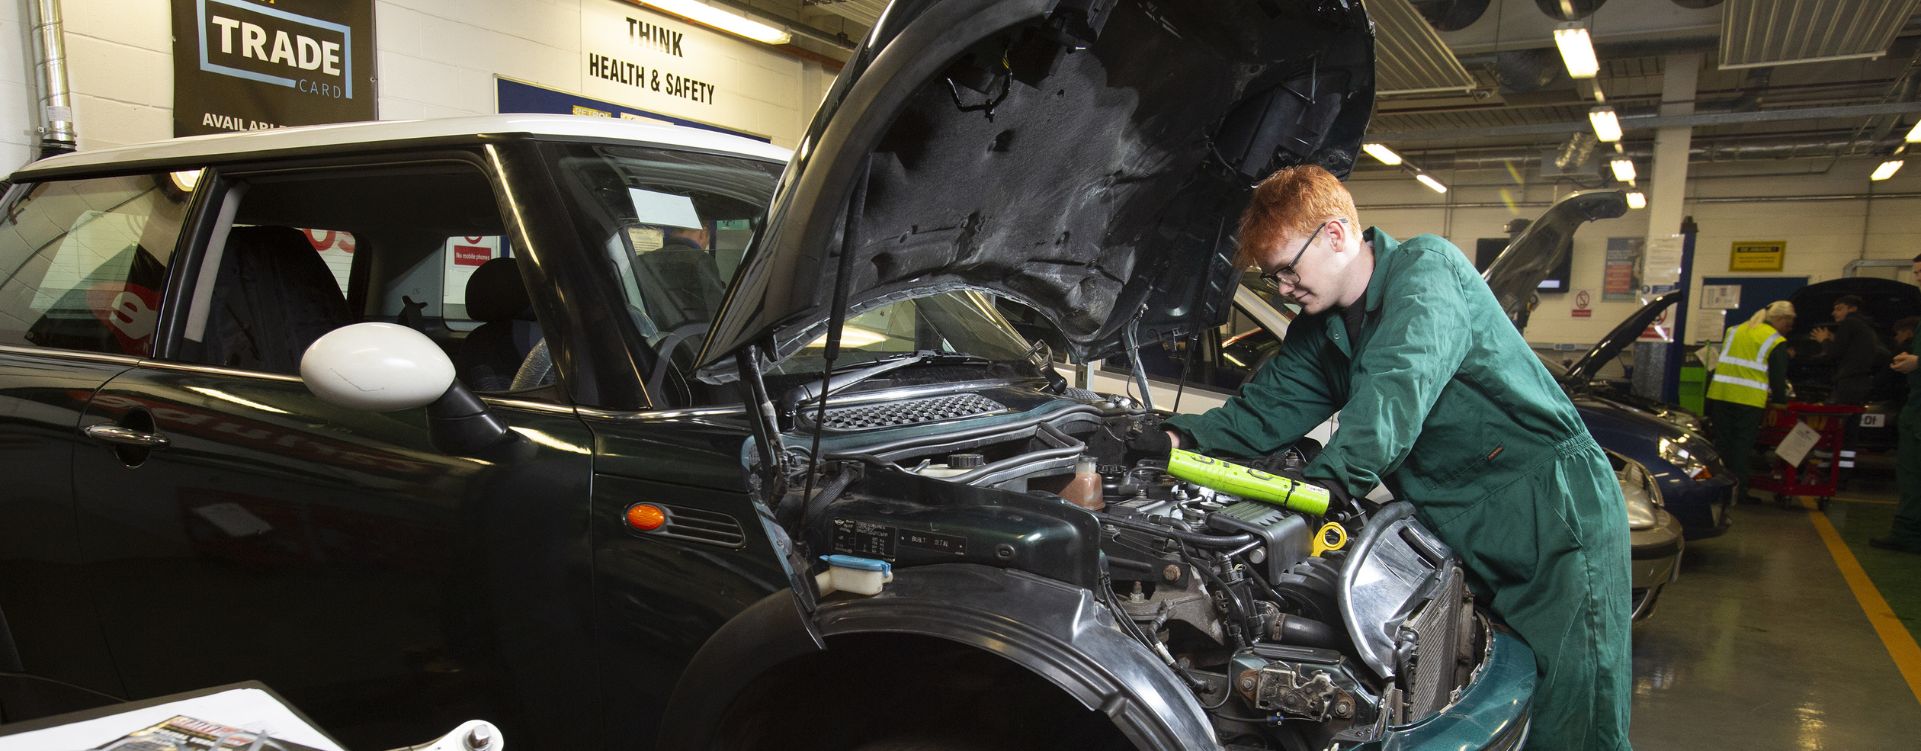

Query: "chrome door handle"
left=84, top=424, right=171, bottom=449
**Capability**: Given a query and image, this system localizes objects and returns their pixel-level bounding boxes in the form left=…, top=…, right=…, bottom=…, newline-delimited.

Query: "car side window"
left=174, top=162, right=548, bottom=394
left=0, top=172, right=196, bottom=355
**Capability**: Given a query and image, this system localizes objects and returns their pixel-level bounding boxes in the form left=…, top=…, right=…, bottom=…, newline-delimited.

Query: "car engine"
left=784, top=396, right=1491, bottom=749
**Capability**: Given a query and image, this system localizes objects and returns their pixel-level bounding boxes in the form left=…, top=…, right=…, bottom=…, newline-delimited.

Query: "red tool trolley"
left=1749, top=402, right=1865, bottom=510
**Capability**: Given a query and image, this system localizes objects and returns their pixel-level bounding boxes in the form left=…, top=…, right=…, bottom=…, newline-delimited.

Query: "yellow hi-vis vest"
left=1707, top=321, right=1784, bottom=407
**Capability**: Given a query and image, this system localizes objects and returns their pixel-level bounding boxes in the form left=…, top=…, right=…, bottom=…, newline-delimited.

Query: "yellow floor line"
left=1825, top=495, right=1900, bottom=506
left=1804, top=498, right=1921, bottom=708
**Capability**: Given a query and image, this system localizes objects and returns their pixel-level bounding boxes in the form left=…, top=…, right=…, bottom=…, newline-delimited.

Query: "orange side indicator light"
left=625, top=503, right=667, bottom=531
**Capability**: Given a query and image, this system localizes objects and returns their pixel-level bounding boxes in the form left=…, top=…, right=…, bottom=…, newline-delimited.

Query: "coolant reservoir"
left=1061, top=456, right=1104, bottom=511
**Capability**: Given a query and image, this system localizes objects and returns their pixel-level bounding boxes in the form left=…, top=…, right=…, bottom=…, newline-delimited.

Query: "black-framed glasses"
left=1261, top=220, right=1331, bottom=287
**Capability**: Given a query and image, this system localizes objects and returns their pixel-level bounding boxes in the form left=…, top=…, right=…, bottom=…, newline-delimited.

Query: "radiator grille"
left=641, top=503, right=747, bottom=549
left=1401, top=564, right=1472, bottom=721
left=815, top=394, right=1009, bottom=431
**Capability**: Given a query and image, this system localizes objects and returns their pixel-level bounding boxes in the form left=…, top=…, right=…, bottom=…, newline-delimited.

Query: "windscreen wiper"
left=782, top=350, right=989, bottom=412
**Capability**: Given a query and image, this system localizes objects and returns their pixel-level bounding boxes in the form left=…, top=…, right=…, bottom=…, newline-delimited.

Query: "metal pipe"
left=1373, top=100, right=1921, bottom=144
left=1358, top=192, right=1921, bottom=212
left=27, top=0, right=76, bottom=156
left=1357, top=137, right=1902, bottom=171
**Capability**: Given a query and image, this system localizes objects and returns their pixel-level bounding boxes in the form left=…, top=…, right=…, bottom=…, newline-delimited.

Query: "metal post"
left=27, top=0, right=77, bottom=156
left=1662, top=217, right=1700, bottom=405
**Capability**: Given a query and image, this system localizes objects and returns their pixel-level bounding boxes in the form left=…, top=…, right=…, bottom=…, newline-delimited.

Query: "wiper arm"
left=782, top=350, right=989, bottom=412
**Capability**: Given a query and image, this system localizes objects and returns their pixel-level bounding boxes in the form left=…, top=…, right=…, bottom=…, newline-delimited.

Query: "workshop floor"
left=1628, top=474, right=1921, bottom=749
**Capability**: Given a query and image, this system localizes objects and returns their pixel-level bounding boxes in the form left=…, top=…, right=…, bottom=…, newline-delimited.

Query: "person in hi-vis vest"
left=1706, top=301, right=1795, bottom=503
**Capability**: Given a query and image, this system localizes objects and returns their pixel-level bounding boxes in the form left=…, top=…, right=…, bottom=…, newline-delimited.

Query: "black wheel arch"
left=656, top=564, right=1216, bottom=750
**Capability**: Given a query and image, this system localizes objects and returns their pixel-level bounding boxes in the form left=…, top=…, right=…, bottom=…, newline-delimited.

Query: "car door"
left=66, top=157, right=598, bottom=748
left=0, top=171, right=197, bottom=719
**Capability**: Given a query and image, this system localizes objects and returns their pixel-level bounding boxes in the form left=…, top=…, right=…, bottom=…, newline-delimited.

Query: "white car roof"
left=13, top=114, right=793, bottom=177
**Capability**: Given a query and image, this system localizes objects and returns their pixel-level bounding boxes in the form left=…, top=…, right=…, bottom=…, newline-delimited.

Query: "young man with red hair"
left=1140, top=165, right=1632, bottom=749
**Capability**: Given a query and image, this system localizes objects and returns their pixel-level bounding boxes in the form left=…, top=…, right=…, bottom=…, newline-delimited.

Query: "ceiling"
left=725, top=0, right=1921, bottom=176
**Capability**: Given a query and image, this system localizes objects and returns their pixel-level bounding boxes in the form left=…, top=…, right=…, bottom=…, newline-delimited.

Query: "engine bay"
left=776, top=391, right=1491, bottom=749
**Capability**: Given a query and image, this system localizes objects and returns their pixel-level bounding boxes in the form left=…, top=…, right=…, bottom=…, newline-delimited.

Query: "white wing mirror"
left=301, top=323, right=456, bottom=411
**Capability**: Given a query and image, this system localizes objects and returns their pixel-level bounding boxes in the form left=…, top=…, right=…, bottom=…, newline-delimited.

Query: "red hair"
left=1238, top=165, right=1358, bottom=267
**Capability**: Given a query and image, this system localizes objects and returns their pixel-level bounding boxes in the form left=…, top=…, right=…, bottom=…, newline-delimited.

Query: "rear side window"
left=0, top=172, right=195, bottom=355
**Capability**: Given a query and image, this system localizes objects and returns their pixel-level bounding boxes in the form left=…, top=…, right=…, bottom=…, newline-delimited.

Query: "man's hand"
left=1124, top=424, right=1178, bottom=462
left=1894, top=353, right=1919, bottom=373
left=1811, top=327, right=1834, bottom=344
left=1267, top=466, right=1355, bottom=515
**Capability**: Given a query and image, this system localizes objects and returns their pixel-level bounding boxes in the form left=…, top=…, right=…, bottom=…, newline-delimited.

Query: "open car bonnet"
left=1480, top=189, right=1627, bottom=324
left=1562, top=290, right=1683, bottom=385
left=697, top=0, right=1375, bottom=377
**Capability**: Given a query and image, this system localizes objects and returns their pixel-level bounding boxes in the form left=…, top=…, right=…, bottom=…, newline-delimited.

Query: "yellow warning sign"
left=1730, top=240, right=1785, bottom=272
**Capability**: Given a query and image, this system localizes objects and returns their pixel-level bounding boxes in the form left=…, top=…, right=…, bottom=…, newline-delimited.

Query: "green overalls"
left=1166, top=229, right=1632, bottom=750
left=1891, top=333, right=1921, bottom=548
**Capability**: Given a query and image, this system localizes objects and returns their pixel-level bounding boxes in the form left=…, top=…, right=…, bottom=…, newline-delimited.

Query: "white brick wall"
left=0, top=0, right=837, bottom=168
left=1350, top=156, right=1921, bottom=348
left=0, top=1, right=38, bottom=171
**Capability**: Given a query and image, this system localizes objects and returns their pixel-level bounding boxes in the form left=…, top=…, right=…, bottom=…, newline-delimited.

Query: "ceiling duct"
left=1542, top=132, right=1601, bottom=177
left=1535, top=0, right=1608, bottom=22
left=1495, top=48, right=1567, bottom=93
left=802, top=0, right=887, bottom=28
left=1410, top=0, right=1490, bottom=31
left=1720, top=0, right=1921, bottom=69
left=1374, top=0, right=1478, bottom=95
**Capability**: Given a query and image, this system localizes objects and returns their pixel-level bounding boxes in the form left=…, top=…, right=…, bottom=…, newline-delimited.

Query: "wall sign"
left=496, top=77, right=770, bottom=142
left=1572, top=289, right=1592, bottom=318
left=1603, top=237, right=1641, bottom=301
left=1701, top=284, right=1741, bottom=310
left=1730, top=240, right=1786, bottom=272
left=172, top=0, right=376, bottom=136
left=579, top=1, right=801, bottom=137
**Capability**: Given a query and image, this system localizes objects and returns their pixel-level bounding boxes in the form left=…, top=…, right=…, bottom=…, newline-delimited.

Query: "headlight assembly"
left=1612, top=451, right=1664, bottom=531
left=1659, top=437, right=1711, bottom=480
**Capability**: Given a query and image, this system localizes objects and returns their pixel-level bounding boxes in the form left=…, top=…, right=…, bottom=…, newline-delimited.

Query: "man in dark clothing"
left=1875, top=257, right=1921, bottom=553
left=1810, top=294, right=1885, bottom=404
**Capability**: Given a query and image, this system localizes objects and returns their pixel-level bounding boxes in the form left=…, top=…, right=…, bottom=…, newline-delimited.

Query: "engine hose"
left=1270, top=613, right=1339, bottom=648
left=1184, top=545, right=1254, bottom=650
left=797, top=469, right=857, bottom=530
left=1102, top=514, right=1260, bottom=548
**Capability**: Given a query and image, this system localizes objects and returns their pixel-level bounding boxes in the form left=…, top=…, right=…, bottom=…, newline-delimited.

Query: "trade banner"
left=172, top=0, right=377, bottom=136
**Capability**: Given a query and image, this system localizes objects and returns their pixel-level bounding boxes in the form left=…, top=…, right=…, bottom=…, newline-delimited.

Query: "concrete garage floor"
left=1628, top=479, right=1921, bottom=749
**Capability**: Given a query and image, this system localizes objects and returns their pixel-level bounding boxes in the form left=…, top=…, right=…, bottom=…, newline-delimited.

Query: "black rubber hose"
left=796, top=469, right=857, bottom=530
left=1102, top=514, right=1259, bottom=548
left=1271, top=614, right=1339, bottom=648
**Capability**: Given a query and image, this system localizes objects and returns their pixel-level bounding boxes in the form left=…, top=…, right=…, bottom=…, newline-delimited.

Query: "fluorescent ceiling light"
left=1415, top=173, right=1448, bottom=194
left=1610, top=158, right=1636, bottom=182
left=1906, top=121, right=1921, bottom=143
left=1362, top=143, right=1403, bottom=166
left=1626, top=191, right=1647, bottom=209
left=1872, top=159, right=1904, bottom=181
left=1588, top=107, right=1622, bottom=142
left=1554, top=24, right=1600, bottom=79
left=640, top=0, right=792, bottom=45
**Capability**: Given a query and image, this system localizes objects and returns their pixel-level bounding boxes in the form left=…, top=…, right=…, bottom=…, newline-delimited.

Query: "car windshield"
left=549, top=141, right=784, bottom=358
left=771, top=291, right=1038, bottom=376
